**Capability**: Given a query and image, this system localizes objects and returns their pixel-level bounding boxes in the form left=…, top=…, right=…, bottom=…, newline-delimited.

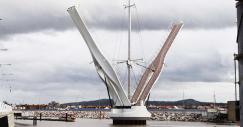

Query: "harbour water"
left=15, top=119, right=239, bottom=127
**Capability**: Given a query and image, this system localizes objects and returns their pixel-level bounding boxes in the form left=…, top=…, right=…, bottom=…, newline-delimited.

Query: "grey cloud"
left=87, top=9, right=235, bottom=31
left=0, top=12, right=73, bottom=39
left=0, top=10, right=237, bottom=103
left=160, top=53, right=233, bottom=83
left=15, top=66, right=101, bottom=88
left=0, top=0, right=236, bottom=38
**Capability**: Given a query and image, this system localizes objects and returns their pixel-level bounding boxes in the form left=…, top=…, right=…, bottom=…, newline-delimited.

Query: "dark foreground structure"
left=236, top=0, right=243, bottom=126
left=0, top=113, right=14, bottom=127
left=0, top=116, right=9, bottom=127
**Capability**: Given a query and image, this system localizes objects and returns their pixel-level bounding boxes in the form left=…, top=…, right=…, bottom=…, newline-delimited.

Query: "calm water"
left=15, top=119, right=239, bottom=127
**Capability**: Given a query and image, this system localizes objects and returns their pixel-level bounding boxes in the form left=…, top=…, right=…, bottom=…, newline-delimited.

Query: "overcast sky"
left=0, top=0, right=239, bottom=104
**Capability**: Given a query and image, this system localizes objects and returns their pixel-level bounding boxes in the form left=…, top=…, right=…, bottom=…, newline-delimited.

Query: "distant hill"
left=61, top=99, right=226, bottom=107
left=148, top=99, right=202, bottom=106
left=62, top=99, right=113, bottom=107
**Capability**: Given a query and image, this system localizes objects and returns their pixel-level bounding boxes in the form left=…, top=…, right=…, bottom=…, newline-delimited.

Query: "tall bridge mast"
left=125, top=0, right=135, bottom=100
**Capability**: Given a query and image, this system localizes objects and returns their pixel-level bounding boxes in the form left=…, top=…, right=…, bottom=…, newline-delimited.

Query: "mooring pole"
left=66, top=113, right=68, bottom=122
left=236, top=0, right=243, bottom=126
left=40, top=113, right=42, bottom=121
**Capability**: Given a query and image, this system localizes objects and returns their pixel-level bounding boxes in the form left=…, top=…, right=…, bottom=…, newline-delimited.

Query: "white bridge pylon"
left=67, top=6, right=131, bottom=107
left=131, top=23, right=183, bottom=105
left=67, top=6, right=183, bottom=107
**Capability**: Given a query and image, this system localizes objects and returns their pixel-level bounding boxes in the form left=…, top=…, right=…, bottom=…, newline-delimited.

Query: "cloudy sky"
left=0, top=0, right=238, bottom=104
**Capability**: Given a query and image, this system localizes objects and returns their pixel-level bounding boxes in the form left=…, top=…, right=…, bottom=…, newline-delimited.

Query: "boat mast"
left=126, top=0, right=134, bottom=100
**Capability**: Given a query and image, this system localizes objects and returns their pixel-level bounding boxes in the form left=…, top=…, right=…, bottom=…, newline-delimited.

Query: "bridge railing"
left=0, top=102, right=12, bottom=113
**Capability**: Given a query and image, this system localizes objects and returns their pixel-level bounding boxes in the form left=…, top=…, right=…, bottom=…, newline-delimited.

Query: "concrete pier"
left=17, top=110, right=207, bottom=122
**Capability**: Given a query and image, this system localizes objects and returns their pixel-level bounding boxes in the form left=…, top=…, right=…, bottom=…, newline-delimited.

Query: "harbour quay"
left=14, top=109, right=212, bottom=122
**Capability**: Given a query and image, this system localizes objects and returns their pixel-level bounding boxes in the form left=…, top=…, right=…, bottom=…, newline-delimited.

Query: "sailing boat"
left=67, top=1, right=183, bottom=125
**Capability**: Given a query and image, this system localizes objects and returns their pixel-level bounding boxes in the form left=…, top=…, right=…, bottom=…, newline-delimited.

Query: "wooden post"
left=99, top=111, right=102, bottom=119
left=40, top=113, right=42, bottom=121
left=65, top=113, right=68, bottom=122
left=33, top=116, right=37, bottom=126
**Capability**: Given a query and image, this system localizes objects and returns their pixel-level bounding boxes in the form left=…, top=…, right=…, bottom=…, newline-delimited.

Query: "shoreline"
left=14, top=110, right=228, bottom=123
